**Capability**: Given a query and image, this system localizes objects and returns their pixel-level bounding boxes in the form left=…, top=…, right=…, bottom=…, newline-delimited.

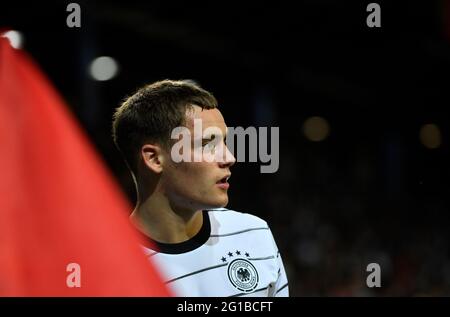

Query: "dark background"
left=2, top=1, right=450, bottom=296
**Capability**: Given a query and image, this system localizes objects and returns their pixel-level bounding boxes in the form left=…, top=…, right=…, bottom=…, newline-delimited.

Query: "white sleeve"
left=268, top=228, right=289, bottom=297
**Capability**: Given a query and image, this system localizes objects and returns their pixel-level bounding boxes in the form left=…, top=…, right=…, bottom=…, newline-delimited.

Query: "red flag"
left=0, top=36, right=170, bottom=296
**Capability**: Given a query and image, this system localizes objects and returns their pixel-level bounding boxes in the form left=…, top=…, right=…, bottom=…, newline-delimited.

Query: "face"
left=160, top=105, right=236, bottom=211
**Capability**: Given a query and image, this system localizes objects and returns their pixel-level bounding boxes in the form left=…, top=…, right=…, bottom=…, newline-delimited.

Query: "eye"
left=202, top=135, right=215, bottom=147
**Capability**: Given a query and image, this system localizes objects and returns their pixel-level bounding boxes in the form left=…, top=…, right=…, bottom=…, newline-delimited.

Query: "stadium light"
left=89, top=56, right=119, bottom=81
left=1, top=30, right=24, bottom=49
left=419, top=123, right=441, bottom=149
left=302, top=116, right=330, bottom=142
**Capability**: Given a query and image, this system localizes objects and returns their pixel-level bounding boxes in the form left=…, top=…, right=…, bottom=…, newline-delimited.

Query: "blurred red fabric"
left=0, top=36, right=170, bottom=296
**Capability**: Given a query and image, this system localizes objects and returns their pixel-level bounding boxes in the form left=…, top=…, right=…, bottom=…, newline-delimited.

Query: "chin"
left=203, top=196, right=228, bottom=209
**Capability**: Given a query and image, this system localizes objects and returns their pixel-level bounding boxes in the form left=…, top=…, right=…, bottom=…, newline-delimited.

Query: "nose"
left=218, top=145, right=236, bottom=168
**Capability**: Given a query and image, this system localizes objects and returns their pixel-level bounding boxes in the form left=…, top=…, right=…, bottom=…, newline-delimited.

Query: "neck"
left=130, top=191, right=204, bottom=244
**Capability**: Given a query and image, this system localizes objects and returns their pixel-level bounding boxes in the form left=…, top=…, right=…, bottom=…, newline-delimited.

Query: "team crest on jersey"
left=222, top=250, right=258, bottom=292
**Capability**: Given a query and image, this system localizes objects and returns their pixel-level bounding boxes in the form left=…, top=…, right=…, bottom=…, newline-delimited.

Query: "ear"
left=140, top=144, right=164, bottom=174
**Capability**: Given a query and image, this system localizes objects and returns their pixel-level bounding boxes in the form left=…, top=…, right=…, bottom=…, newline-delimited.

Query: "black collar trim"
left=146, top=210, right=211, bottom=254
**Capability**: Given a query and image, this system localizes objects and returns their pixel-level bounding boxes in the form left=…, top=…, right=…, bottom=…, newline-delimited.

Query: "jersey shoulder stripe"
left=208, top=208, right=269, bottom=236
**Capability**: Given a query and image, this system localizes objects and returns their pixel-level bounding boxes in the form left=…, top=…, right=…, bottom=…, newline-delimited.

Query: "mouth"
left=216, top=174, right=231, bottom=189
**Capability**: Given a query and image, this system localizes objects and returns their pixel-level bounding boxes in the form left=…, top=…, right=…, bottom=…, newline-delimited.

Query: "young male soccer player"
left=112, top=80, right=288, bottom=296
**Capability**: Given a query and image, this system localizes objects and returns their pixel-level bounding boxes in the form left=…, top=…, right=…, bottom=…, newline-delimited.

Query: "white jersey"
left=141, top=208, right=289, bottom=297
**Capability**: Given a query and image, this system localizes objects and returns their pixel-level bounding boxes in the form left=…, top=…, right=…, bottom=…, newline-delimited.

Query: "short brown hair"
left=112, top=79, right=218, bottom=175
